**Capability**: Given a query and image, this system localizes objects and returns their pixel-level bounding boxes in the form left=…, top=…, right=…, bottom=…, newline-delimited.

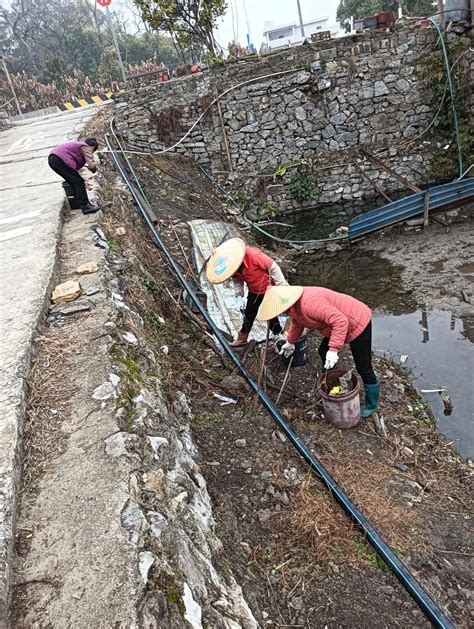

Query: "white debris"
left=160, top=345, right=169, bottom=355
left=400, top=354, right=408, bottom=364
left=139, top=551, right=155, bottom=583
left=109, top=373, right=120, bottom=387
left=213, top=393, right=237, bottom=405
left=122, top=331, right=138, bottom=344
left=182, top=582, right=203, bottom=629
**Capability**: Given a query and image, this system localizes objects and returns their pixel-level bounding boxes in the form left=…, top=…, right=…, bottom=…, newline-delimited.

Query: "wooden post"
left=423, top=190, right=430, bottom=227
left=215, top=88, right=233, bottom=173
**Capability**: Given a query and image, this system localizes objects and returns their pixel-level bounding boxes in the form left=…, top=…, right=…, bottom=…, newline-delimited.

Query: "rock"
left=272, top=430, right=287, bottom=443
left=139, top=551, right=155, bottom=583
left=122, top=502, right=146, bottom=545
left=114, top=227, right=126, bottom=236
left=395, top=78, right=410, bottom=93
left=104, top=432, right=140, bottom=458
left=374, top=80, right=389, bottom=96
left=329, top=112, right=347, bottom=126
left=76, top=261, right=98, bottom=274
left=221, top=375, right=247, bottom=395
left=49, top=299, right=91, bottom=316
left=240, top=459, right=252, bottom=471
left=294, top=106, right=306, bottom=121
left=92, top=381, right=115, bottom=400
left=147, top=511, right=167, bottom=538
left=257, top=509, right=272, bottom=524
left=148, top=436, right=169, bottom=456
left=144, top=470, right=167, bottom=499
left=235, top=438, right=247, bottom=448
left=260, top=471, right=272, bottom=481
left=84, top=285, right=101, bottom=296
left=51, top=279, right=81, bottom=303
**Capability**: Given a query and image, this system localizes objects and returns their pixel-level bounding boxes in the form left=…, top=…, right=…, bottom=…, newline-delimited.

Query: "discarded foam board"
left=188, top=219, right=270, bottom=343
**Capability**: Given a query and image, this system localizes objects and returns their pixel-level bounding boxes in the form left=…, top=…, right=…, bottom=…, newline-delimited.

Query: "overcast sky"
left=214, top=0, right=339, bottom=48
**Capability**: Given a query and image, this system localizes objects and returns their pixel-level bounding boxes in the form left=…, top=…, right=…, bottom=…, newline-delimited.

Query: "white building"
left=262, top=16, right=338, bottom=50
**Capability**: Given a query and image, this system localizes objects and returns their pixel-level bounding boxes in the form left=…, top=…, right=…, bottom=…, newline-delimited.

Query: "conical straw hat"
left=257, top=286, right=303, bottom=321
left=206, top=237, right=246, bottom=284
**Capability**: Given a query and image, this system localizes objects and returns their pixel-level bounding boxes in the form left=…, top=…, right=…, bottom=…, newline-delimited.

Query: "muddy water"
left=290, top=251, right=474, bottom=459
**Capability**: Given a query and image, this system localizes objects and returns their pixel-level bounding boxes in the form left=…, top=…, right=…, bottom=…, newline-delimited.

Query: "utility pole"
left=1, top=56, right=22, bottom=117
left=105, top=6, right=127, bottom=88
left=296, top=0, right=305, bottom=38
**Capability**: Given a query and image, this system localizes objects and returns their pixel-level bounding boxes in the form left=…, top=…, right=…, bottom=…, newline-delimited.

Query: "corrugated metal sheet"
left=349, top=179, right=474, bottom=238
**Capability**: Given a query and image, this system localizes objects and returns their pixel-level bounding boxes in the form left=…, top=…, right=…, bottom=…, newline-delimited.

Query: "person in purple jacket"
left=48, top=138, right=100, bottom=214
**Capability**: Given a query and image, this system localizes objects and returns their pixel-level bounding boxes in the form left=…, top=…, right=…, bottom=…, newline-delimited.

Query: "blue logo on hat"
left=214, top=256, right=228, bottom=275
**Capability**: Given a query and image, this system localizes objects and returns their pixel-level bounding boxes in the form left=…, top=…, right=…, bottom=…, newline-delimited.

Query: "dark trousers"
left=48, top=154, right=89, bottom=207
left=318, top=320, right=377, bottom=385
left=241, top=292, right=282, bottom=335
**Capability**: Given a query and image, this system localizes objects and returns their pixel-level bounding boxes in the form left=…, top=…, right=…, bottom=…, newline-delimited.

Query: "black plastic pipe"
left=105, top=128, right=454, bottom=629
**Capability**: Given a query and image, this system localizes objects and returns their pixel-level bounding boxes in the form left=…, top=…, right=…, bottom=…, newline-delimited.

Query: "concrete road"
left=0, top=107, right=98, bottom=618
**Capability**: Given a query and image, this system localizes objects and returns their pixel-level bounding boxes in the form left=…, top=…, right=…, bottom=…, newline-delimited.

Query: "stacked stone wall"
left=114, top=23, right=473, bottom=227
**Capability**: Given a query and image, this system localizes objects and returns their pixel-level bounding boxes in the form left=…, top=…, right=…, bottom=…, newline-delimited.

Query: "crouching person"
left=206, top=238, right=288, bottom=347
left=257, top=285, right=380, bottom=417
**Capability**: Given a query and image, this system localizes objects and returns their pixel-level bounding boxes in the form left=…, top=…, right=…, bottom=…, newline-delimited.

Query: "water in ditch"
left=289, top=251, right=474, bottom=459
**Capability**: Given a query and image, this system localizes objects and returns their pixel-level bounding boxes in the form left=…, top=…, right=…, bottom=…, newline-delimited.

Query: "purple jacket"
left=50, top=141, right=94, bottom=171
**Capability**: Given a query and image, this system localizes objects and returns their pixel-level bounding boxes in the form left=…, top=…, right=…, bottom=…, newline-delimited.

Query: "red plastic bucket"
left=317, top=369, right=361, bottom=429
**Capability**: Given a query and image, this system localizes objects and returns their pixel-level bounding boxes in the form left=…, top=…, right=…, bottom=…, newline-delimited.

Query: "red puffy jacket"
left=286, top=287, right=372, bottom=350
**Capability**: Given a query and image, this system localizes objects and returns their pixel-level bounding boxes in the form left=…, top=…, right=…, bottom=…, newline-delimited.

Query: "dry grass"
left=22, top=334, right=77, bottom=491
left=280, top=475, right=359, bottom=565
left=325, top=457, right=419, bottom=551
left=278, top=458, right=420, bottom=573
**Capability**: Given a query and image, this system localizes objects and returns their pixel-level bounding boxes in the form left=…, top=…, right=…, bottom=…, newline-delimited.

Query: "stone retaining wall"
left=114, top=23, right=473, bottom=227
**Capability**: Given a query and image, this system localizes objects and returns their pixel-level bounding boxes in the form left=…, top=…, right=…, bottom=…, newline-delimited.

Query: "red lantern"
left=97, top=0, right=112, bottom=6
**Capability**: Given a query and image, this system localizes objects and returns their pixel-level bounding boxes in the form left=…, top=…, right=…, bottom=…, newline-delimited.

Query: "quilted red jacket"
left=286, top=287, right=372, bottom=350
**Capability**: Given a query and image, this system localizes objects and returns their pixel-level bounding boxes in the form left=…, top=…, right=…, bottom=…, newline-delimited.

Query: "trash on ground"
left=160, top=345, right=169, bottom=354
left=373, top=413, right=388, bottom=438
left=421, top=388, right=447, bottom=393
left=76, top=261, right=98, bottom=274
left=400, top=355, right=408, bottom=364
left=51, top=280, right=81, bottom=304
left=328, top=370, right=353, bottom=396
left=443, top=395, right=454, bottom=415
left=213, top=393, right=237, bottom=405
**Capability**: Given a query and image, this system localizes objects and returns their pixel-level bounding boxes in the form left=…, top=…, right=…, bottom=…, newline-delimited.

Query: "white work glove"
left=324, top=350, right=339, bottom=369
left=235, top=295, right=245, bottom=313
left=279, top=342, right=295, bottom=358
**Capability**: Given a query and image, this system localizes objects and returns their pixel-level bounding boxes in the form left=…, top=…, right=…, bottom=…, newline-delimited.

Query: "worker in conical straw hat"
left=206, top=238, right=288, bottom=348
left=257, top=286, right=380, bottom=417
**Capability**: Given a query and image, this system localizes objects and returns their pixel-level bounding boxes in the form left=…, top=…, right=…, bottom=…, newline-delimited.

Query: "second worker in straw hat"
left=206, top=238, right=288, bottom=347
left=257, top=285, right=380, bottom=417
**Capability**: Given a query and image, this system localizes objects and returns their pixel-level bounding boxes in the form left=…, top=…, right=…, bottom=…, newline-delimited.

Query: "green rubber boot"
left=361, top=381, right=380, bottom=418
